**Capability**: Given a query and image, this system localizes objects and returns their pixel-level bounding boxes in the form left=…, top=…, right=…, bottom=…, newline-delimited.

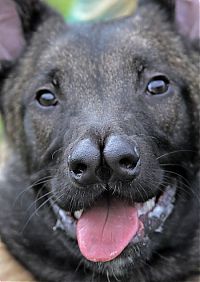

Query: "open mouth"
left=50, top=180, right=176, bottom=263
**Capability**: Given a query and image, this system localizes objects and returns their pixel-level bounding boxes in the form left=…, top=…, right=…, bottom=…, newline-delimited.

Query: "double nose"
left=68, top=136, right=140, bottom=185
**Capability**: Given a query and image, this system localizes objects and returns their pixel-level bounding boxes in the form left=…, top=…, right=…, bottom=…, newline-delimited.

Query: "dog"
left=0, top=0, right=199, bottom=281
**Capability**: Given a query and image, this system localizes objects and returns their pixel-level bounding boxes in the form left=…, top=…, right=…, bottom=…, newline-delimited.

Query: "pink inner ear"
left=0, top=0, right=25, bottom=61
left=175, top=0, right=200, bottom=40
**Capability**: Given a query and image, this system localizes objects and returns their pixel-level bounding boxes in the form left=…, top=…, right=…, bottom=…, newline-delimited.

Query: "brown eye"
left=147, top=77, right=169, bottom=95
left=36, top=90, right=58, bottom=107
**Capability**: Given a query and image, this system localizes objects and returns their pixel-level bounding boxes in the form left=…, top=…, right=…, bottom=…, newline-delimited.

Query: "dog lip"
left=50, top=179, right=177, bottom=245
left=51, top=201, right=77, bottom=240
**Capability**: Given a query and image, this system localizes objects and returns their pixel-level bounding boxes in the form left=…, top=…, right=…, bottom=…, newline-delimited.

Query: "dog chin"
left=84, top=249, right=150, bottom=277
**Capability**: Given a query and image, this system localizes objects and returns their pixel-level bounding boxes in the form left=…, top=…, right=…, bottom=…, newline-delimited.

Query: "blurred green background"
left=46, top=0, right=74, bottom=17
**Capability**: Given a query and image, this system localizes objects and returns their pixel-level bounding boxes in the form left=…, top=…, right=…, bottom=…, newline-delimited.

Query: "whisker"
left=149, top=168, right=200, bottom=202
left=151, top=167, right=191, bottom=187
left=157, top=150, right=196, bottom=160
left=51, top=146, right=65, bottom=160
left=75, top=259, right=84, bottom=273
left=111, top=267, right=120, bottom=282
left=161, top=169, right=191, bottom=187
left=131, top=133, right=158, bottom=141
left=160, top=163, right=187, bottom=169
left=13, top=175, right=53, bottom=207
left=21, top=194, right=55, bottom=234
left=136, top=183, right=148, bottom=202
left=163, top=174, right=200, bottom=202
left=106, top=270, right=111, bottom=282
left=25, top=189, right=53, bottom=213
left=153, top=250, right=174, bottom=265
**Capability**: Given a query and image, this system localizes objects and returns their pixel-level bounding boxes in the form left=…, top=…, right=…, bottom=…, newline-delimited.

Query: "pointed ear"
left=153, top=0, right=199, bottom=43
left=0, top=0, right=25, bottom=61
left=175, top=0, right=200, bottom=41
left=0, top=0, right=51, bottom=63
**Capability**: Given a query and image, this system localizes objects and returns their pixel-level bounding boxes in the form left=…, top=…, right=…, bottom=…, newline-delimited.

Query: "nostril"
left=104, top=136, right=141, bottom=180
left=72, top=163, right=87, bottom=177
left=119, top=156, right=137, bottom=170
left=68, top=138, right=101, bottom=185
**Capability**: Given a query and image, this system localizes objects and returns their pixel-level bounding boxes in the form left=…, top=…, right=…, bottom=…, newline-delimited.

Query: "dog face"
left=0, top=1, right=199, bottom=281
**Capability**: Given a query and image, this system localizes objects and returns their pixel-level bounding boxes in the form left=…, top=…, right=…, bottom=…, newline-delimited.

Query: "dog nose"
left=68, top=136, right=140, bottom=185
left=104, top=136, right=140, bottom=181
left=68, top=139, right=100, bottom=185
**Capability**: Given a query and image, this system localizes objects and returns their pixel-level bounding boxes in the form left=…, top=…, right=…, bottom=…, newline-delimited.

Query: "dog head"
left=0, top=0, right=199, bottom=280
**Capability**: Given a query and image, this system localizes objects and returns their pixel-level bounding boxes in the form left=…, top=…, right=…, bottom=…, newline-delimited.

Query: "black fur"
left=0, top=1, right=199, bottom=281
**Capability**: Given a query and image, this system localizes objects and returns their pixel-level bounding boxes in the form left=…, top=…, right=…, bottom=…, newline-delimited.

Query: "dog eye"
left=147, top=76, right=169, bottom=95
left=36, top=90, right=58, bottom=107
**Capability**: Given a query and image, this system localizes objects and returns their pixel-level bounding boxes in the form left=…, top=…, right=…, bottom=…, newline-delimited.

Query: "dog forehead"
left=38, top=20, right=150, bottom=75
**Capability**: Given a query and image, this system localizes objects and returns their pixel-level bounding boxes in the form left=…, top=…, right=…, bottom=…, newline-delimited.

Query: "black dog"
left=0, top=0, right=199, bottom=281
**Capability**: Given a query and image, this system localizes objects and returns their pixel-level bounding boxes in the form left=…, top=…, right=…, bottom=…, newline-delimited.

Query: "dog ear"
left=0, top=0, right=52, bottom=64
left=0, top=0, right=55, bottom=114
left=175, top=0, right=200, bottom=41
left=0, top=0, right=25, bottom=62
left=159, top=0, right=200, bottom=42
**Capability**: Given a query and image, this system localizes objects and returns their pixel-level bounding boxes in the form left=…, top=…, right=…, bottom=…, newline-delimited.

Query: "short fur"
left=0, top=1, right=199, bottom=281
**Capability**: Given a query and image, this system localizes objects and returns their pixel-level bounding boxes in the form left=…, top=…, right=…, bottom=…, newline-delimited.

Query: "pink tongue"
left=77, top=198, right=139, bottom=262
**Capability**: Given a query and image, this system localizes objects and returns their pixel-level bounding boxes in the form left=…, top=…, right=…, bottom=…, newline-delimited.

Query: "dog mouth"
left=50, top=180, right=176, bottom=263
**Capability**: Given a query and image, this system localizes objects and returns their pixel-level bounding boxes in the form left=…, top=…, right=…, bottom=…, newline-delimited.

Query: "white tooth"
left=74, top=209, right=83, bottom=220
left=146, top=197, right=156, bottom=211
left=138, top=197, right=156, bottom=216
left=138, top=204, right=148, bottom=216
